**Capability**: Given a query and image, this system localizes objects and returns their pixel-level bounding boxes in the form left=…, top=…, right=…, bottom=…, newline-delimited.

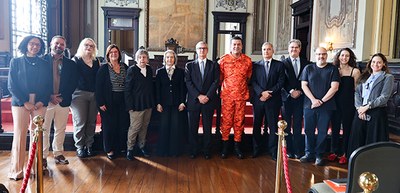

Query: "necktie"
left=293, top=59, right=298, bottom=77
left=167, top=67, right=173, bottom=80
left=200, top=60, right=205, bottom=79
left=264, top=61, right=269, bottom=80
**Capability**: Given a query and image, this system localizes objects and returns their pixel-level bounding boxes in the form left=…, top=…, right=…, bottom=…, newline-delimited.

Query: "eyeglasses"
left=197, top=47, right=208, bottom=50
left=84, top=44, right=95, bottom=48
left=28, top=42, right=41, bottom=47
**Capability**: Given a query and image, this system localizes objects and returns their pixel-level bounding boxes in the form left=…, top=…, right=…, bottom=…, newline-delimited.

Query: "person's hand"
left=34, top=102, right=44, bottom=110
left=99, top=105, right=107, bottom=111
left=311, top=99, right=323, bottom=109
left=178, top=104, right=185, bottom=111
left=291, top=90, right=302, bottom=99
left=24, top=102, right=35, bottom=112
left=198, top=94, right=209, bottom=104
left=50, top=94, right=63, bottom=105
left=358, top=105, right=369, bottom=115
left=157, top=104, right=163, bottom=112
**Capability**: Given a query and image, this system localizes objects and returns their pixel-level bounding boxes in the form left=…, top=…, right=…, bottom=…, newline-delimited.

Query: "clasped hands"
left=310, top=98, right=323, bottom=109
left=198, top=94, right=209, bottom=104
left=24, top=101, right=44, bottom=112
left=157, top=103, right=186, bottom=113
left=290, top=90, right=302, bottom=99
left=260, top=91, right=272, bottom=101
left=357, top=105, right=370, bottom=120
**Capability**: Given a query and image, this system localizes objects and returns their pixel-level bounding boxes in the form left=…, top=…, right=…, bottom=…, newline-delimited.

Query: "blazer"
left=281, top=57, right=308, bottom=100
left=95, top=63, right=129, bottom=110
left=355, top=72, right=394, bottom=109
left=155, top=66, right=187, bottom=106
left=251, top=59, right=286, bottom=108
left=42, top=54, right=79, bottom=107
left=124, top=65, right=155, bottom=111
left=8, top=56, right=52, bottom=107
left=185, top=59, right=220, bottom=111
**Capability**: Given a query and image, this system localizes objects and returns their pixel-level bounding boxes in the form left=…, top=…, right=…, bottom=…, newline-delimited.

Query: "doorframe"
left=101, top=7, right=141, bottom=56
left=211, top=11, right=249, bottom=61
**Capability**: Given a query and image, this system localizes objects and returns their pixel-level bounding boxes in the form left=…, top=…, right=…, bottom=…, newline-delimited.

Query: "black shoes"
left=140, top=148, right=151, bottom=158
left=221, top=141, right=228, bottom=159
left=300, top=154, right=316, bottom=163
left=77, top=148, right=87, bottom=158
left=126, top=150, right=134, bottom=160
left=234, top=142, right=244, bottom=159
left=86, top=147, right=95, bottom=157
left=107, top=153, right=116, bottom=160
left=204, top=153, right=211, bottom=160
left=315, top=157, right=324, bottom=166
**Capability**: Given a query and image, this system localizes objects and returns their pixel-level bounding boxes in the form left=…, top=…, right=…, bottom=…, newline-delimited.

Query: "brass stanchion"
left=359, top=172, right=379, bottom=193
left=274, top=120, right=288, bottom=193
left=33, top=115, right=44, bottom=193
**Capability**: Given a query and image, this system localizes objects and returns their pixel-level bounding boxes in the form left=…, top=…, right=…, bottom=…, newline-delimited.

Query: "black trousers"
left=100, top=92, right=129, bottom=154
left=158, top=105, right=186, bottom=156
left=187, top=107, right=214, bottom=155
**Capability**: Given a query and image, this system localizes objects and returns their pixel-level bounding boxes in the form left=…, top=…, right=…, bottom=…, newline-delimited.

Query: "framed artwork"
left=145, top=0, right=208, bottom=51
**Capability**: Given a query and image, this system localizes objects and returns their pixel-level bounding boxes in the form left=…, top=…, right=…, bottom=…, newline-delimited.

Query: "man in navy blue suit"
left=250, top=42, right=285, bottom=160
left=281, top=39, right=308, bottom=159
left=185, top=41, right=220, bottom=159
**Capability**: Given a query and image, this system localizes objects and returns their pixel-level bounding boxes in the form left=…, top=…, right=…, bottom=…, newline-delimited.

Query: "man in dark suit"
left=251, top=42, right=285, bottom=160
left=281, top=39, right=308, bottom=159
left=42, top=35, right=78, bottom=167
left=185, top=41, right=219, bottom=159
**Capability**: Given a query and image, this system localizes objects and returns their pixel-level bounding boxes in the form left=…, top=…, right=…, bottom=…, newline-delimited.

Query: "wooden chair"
left=309, top=141, right=400, bottom=193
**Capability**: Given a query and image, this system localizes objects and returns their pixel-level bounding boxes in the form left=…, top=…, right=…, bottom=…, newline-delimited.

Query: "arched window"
left=11, top=0, right=48, bottom=57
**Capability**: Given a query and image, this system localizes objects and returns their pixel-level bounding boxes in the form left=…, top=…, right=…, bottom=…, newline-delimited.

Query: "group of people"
left=7, top=34, right=394, bottom=181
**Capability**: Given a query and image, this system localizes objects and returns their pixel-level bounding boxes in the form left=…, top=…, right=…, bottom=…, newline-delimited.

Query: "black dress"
left=331, top=68, right=356, bottom=155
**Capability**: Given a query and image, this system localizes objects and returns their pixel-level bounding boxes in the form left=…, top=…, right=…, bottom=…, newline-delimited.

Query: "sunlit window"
left=11, top=0, right=48, bottom=57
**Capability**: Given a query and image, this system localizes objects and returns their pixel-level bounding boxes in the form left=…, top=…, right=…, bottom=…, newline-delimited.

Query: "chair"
left=309, top=141, right=400, bottom=193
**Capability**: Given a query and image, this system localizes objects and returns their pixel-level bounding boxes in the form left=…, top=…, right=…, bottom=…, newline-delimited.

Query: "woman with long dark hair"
left=328, top=48, right=360, bottom=164
left=347, top=53, right=394, bottom=157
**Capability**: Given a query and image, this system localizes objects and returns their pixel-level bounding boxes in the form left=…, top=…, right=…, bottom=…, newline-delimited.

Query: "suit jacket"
left=185, top=59, right=220, bottom=111
left=281, top=57, right=308, bottom=101
left=251, top=59, right=285, bottom=108
left=155, top=66, right=187, bottom=106
left=355, top=72, right=394, bottom=108
left=43, top=54, right=79, bottom=107
left=8, top=56, right=52, bottom=107
left=95, top=63, right=129, bottom=109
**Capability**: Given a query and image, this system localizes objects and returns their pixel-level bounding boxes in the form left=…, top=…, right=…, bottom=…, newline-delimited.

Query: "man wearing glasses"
left=300, top=47, right=340, bottom=166
left=185, top=41, right=219, bottom=159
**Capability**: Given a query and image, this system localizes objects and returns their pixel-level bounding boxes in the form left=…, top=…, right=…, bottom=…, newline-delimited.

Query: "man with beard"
left=42, top=35, right=79, bottom=168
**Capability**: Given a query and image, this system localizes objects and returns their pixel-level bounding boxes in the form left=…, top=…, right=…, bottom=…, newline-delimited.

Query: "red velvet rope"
left=282, top=145, right=292, bottom=193
left=19, top=141, right=37, bottom=193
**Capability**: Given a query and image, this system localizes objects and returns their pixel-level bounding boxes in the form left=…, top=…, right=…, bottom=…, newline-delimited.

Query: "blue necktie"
left=200, top=60, right=205, bottom=79
left=293, top=59, right=298, bottom=77
left=265, top=61, right=269, bottom=79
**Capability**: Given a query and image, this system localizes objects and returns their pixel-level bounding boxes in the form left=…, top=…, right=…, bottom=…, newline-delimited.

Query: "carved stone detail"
left=215, top=0, right=247, bottom=11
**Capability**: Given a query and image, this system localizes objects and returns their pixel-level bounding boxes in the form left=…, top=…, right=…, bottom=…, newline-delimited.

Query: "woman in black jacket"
left=155, top=50, right=187, bottom=156
left=95, top=44, right=129, bottom=160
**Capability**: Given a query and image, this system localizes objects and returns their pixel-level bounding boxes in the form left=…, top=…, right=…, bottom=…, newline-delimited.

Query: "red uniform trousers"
left=220, top=97, right=246, bottom=142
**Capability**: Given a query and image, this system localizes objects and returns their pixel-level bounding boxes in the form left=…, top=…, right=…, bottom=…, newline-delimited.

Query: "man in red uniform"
left=219, top=36, right=252, bottom=159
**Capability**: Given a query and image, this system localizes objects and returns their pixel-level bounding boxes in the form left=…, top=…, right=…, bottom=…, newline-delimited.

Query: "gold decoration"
left=358, top=172, right=379, bottom=193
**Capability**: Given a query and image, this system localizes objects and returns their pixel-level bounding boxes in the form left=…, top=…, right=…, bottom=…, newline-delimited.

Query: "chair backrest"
left=346, top=141, right=400, bottom=193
